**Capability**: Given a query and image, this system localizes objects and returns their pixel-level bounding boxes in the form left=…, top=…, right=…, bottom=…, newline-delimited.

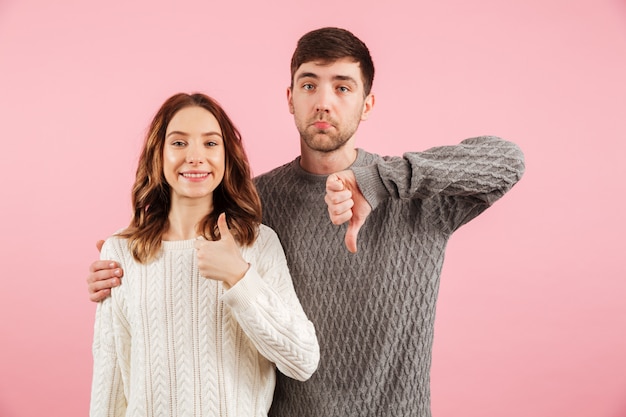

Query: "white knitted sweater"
left=90, top=224, right=320, bottom=417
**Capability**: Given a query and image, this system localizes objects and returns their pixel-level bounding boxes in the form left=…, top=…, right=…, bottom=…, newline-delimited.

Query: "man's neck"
left=299, top=144, right=358, bottom=175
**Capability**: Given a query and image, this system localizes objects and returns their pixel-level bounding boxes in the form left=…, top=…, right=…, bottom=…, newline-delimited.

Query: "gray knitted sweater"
left=254, top=136, right=525, bottom=417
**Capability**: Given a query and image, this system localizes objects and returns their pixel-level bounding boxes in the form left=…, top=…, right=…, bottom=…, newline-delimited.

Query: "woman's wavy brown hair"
left=118, top=93, right=262, bottom=263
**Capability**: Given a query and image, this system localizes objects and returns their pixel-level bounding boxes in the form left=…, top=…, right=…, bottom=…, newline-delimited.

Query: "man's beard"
left=300, top=130, right=352, bottom=153
left=298, top=117, right=359, bottom=153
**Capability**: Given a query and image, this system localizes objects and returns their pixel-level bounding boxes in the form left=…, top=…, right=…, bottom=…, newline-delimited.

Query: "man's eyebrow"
left=296, top=72, right=358, bottom=85
left=333, top=75, right=358, bottom=84
left=296, top=72, right=319, bottom=81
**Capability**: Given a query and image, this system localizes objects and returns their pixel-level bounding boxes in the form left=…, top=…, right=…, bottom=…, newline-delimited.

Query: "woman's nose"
left=185, top=144, right=203, bottom=163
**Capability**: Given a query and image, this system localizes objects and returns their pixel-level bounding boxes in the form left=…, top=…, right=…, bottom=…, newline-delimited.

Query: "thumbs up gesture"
left=194, top=212, right=250, bottom=289
left=325, top=170, right=372, bottom=253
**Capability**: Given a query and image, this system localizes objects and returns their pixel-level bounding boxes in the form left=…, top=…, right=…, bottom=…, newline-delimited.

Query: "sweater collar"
left=290, top=148, right=368, bottom=182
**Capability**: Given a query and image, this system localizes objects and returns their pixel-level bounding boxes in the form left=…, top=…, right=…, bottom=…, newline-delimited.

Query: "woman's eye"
left=172, top=140, right=186, bottom=147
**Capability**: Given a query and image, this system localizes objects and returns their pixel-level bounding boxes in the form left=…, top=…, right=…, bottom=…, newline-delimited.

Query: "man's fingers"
left=87, top=272, right=121, bottom=301
left=89, top=289, right=111, bottom=303
left=328, top=202, right=354, bottom=225
left=325, top=180, right=353, bottom=225
left=87, top=268, right=121, bottom=284
left=325, top=189, right=352, bottom=206
left=325, top=174, right=345, bottom=192
left=89, top=277, right=119, bottom=292
left=328, top=198, right=354, bottom=216
left=87, top=274, right=120, bottom=301
left=325, top=169, right=370, bottom=253
left=88, top=260, right=119, bottom=274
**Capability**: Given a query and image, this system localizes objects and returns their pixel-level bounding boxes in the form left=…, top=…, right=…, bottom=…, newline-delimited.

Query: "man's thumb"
left=344, top=219, right=364, bottom=253
left=96, top=240, right=105, bottom=253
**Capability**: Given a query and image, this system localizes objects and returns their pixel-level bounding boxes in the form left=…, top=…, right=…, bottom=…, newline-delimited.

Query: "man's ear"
left=361, top=93, right=375, bottom=121
left=287, top=87, right=295, bottom=114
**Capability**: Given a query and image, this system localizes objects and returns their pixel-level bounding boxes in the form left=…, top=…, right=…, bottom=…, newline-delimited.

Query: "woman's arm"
left=220, top=226, right=320, bottom=381
left=90, top=239, right=128, bottom=416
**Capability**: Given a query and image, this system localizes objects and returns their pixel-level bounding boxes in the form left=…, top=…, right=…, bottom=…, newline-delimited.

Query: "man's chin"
left=303, top=139, right=345, bottom=153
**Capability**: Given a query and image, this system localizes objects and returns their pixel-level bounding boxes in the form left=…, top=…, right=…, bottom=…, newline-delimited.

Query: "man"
left=88, top=27, right=525, bottom=417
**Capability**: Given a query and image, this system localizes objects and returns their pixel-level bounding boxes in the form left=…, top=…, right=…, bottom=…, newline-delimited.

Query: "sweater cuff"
left=351, top=164, right=388, bottom=210
left=221, top=267, right=264, bottom=312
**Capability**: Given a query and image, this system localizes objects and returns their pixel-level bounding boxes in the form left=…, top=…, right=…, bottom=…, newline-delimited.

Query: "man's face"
left=288, top=57, right=374, bottom=153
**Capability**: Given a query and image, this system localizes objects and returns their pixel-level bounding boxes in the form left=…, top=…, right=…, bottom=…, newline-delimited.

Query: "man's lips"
left=313, top=121, right=332, bottom=130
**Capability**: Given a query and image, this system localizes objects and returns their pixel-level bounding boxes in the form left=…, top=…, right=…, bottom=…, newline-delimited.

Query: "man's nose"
left=315, top=87, right=332, bottom=113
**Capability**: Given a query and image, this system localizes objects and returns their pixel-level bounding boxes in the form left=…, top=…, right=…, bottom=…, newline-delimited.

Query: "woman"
left=90, top=93, right=319, bottom=417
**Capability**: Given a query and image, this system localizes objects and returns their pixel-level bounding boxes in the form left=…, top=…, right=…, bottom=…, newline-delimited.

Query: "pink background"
left=1, top=0, right=625, bottom=415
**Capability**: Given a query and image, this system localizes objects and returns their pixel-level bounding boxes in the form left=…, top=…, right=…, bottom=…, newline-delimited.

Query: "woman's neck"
left=163, top=197, right=213, bottom=241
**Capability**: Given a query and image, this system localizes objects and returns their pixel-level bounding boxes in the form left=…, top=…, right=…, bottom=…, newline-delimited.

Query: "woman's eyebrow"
left=166, top=131, right=222, bottom=138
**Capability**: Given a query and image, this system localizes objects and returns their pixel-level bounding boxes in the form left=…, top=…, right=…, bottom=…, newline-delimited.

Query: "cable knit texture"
left=90, top=224, right=320, bottom=417
left=255, top=136, right=525, bottom=417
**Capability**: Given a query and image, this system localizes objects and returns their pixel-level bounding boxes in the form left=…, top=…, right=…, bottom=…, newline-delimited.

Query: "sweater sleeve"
left=90, top=239, right=128, bottom=417
left=220, top=226, right=320, bottom=381
left=352, top=136, right=525, bottom=230
left=353, top=136, right=524, bottom=207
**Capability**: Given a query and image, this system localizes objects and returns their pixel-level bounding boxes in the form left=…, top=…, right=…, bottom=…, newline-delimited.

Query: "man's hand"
left=87, top=240, right=123, bottom=302
left=325, top=170, right=372, bottom=253
left=194, top=213, right=249, bottom=289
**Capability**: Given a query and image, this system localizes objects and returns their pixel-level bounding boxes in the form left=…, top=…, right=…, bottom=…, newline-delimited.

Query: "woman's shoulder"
left=242, top=224, right=283, bottom=257
left=101, top=230, right=131, bottom=259
left=103, top=229, right=128, bottom=245
left=241, top=224, right=287, bottom=274
left=256, top=223, right=281, bottom=245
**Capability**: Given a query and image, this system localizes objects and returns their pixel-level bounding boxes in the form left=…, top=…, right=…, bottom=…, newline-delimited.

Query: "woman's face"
left=162, top=106, right=225, bottom=205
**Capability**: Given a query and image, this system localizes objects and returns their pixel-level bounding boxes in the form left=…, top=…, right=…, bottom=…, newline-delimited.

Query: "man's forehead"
left=295, top=59, right=362, bottom=79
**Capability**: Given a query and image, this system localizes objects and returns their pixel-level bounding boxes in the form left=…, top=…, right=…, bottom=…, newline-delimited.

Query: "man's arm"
left=353, top=136, right=525, bottom=210
left=87, top=240, right=123, bottom=302
left=326, top=136, right=525, bottom=252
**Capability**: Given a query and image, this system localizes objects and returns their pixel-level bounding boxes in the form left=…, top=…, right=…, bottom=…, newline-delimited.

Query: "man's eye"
left=338, top=86, right=349, bottom=93
left=303, top=84, right=314, bottom=90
